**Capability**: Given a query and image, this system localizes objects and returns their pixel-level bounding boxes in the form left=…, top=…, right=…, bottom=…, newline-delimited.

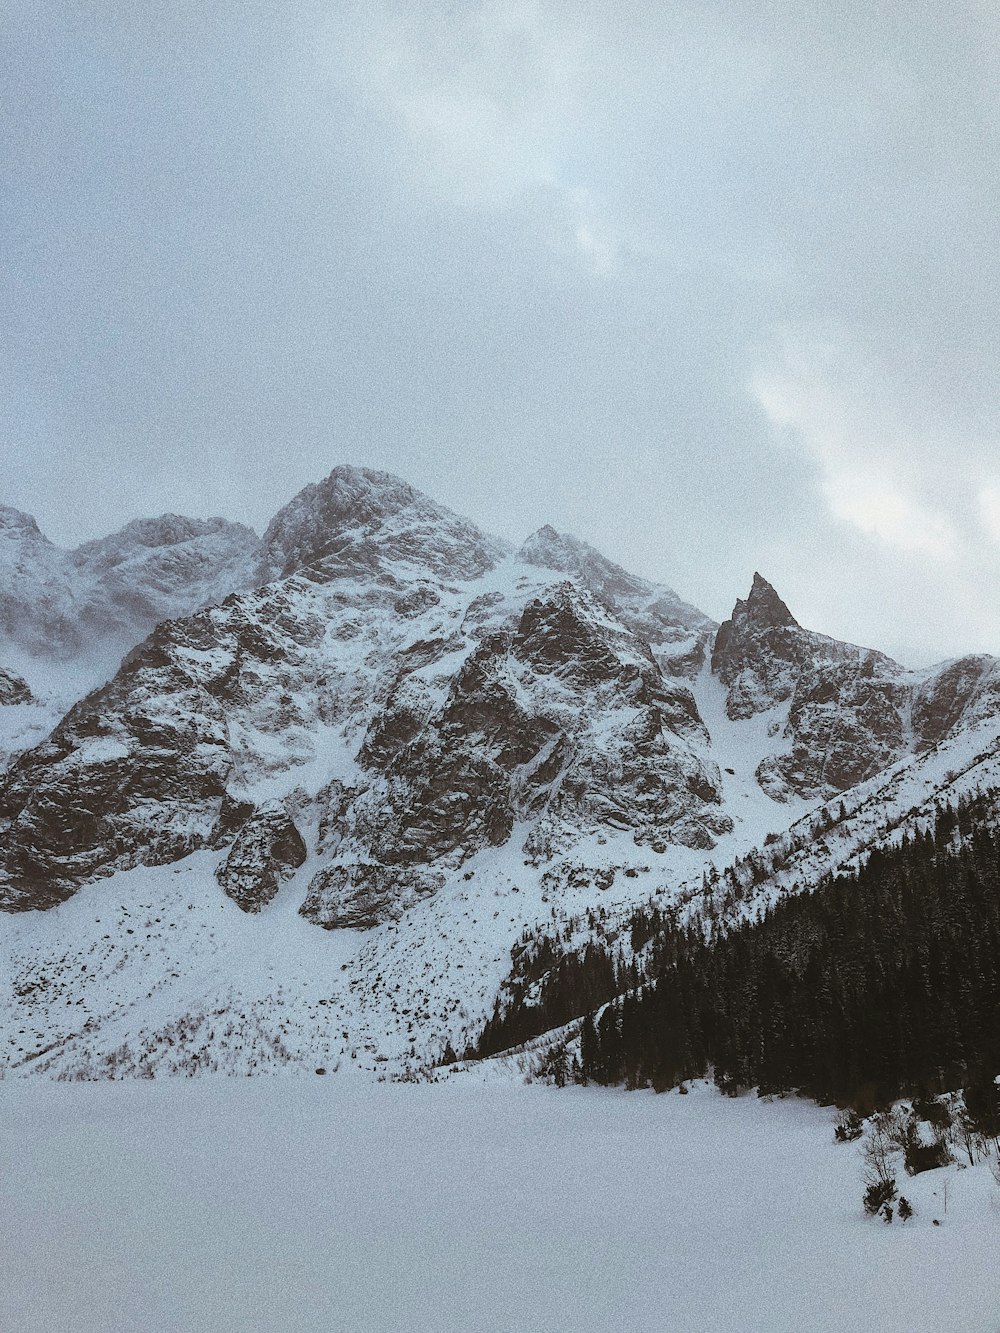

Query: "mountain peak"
left=0, top=506, right=49, bottom=543
left=518, top=525, right=580, bottom=572
left=743, top=573, right=798, bottom=629
left=519, top=525, right=714, bottom=640
left=711, top=574, right=801, bottom=704
left=259, top=464, right=510, bottom=583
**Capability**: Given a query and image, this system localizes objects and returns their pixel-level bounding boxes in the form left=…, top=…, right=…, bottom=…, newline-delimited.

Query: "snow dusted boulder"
left=215, top=805, right=307, bottom=911
left=300, top=863, right=445, bottom=929
left=0, top=666, right=32, bottom=705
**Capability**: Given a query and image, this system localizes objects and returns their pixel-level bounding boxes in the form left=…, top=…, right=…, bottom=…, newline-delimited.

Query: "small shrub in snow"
left=862, top=1113, right=899, bottom=1215
left=863, top=1177, right=897, bottom=1216
left=835, top=1109, right=863, bottom=1142
left=897, top=1197, right=913, bottom=1221
left=911, top=1095, right=951, bottom=1130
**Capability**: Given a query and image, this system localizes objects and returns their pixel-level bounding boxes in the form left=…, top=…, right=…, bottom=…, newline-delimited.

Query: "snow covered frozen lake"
left=2, top=1076, right=998, bottom=1332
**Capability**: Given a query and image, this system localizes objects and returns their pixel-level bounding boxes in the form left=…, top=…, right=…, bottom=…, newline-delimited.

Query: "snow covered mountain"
left=0, top=504, right=260, bottom=682
left=0, top=466, right=726, bottom=915
left=0, top=503, right=262, bottom=778
left=4, top=462, right=1000, bottom=1080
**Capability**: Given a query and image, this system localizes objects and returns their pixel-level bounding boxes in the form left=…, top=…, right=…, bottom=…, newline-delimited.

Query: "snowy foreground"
left=3, top=1078, right=999, bottom=1333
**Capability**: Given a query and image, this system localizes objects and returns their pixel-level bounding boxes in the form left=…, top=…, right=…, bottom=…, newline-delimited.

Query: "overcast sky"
left=3, top=1, right=999, bottom=665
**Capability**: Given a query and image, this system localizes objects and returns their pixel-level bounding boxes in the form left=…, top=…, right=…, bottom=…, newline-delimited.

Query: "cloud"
left=4, top=0, right=1000, bottom=667
left=980, top=487, right=1000, bottom=546
left=752, top=349, right=958, bottom=559
left=346, top=2, right=631, bottom=274
left=350, top=3, right=583, bottom=202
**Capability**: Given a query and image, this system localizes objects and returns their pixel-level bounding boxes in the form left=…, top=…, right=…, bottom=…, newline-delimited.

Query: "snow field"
left=2, top=1077, right=998, bottom=1333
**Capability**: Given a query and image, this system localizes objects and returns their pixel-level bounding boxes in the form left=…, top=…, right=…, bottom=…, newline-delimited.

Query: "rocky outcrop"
left=756, top=655, right=910, bottom=800
left=342, top=583, right=727, bottom=878
left=519, top=525, right=713, bottom=652
left=216, top=805, right=307, bottom=911
left=0, top=667, right=32, bottom=705
left=0, top=639, right=233, bottom=908
left=713, top=577, right=1000, bottom=802
left=711, top=573, right=884, bottom=720
left=912, top=656, right=1000, bottom=750
left=300, top=863, right=445, bottom=929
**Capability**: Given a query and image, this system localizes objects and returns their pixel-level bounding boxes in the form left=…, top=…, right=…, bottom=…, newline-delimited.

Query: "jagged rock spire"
left=741, top=573, right=798, bottom=631
left=712, top=574, right=797, bottom=673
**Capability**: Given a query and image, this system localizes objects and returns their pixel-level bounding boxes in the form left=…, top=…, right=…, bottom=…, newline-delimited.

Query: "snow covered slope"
left=0, top=467, right=729, bottom=916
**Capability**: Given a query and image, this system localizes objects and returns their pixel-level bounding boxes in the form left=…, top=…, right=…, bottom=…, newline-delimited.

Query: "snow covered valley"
left=3, top=1077, right=998, bottom=1333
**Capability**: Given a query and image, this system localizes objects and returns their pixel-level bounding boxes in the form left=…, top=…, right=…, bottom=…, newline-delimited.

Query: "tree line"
left=477, top=792, right=1000, bottom=1109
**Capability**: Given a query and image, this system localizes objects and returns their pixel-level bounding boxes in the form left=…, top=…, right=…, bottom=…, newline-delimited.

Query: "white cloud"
left=979, top=486, right=1000, bottom=545
left=347, top=2, right=629, bottom=275
left=358, top=2, right=584, bottom=206
left=821, top=474, right=954, bottom=558
left=752, top=344, right=957, bottom=559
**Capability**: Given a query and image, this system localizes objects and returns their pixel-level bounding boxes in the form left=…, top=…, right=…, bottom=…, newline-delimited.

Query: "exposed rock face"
left=216, top=805, right=307, bottom=911
left=755, top=655, right=909, bottom=799
left=519, top=525, right=713, bottom=656
left=300, top=864, right=446, bottom=929
left=6, top=467, right=1000, bottom=931
left=0, top=469, right=726, bottom=920
left=712, top=574, right=910, bottom=799
left=0, top=636, right=233, bottom=908
left=711, top=572, right=880, bottom=720
left=0, top=504, right=260, bottom=668
left=712, top=576, right=1000, bottom=802
left=259, top=465, right=510, bottom=583
left=343, top=582, right=727, bottom=872
left=911, top=655, right=1000, bottom=749
left=0, top=667, right=32, bottom=705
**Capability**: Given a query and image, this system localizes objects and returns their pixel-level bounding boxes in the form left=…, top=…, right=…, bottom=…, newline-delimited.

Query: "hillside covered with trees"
left=478, top=794, right=1000, bottom=1110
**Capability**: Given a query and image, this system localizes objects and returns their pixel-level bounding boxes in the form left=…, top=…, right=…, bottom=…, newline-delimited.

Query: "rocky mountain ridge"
left=3, top=465, right=1000, bottom=922
left=0, top=467, right=728, bottom=918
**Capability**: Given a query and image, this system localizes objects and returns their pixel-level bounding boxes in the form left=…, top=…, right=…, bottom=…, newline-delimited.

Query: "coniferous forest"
left=479, top=795, right=1000, bottom=1110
